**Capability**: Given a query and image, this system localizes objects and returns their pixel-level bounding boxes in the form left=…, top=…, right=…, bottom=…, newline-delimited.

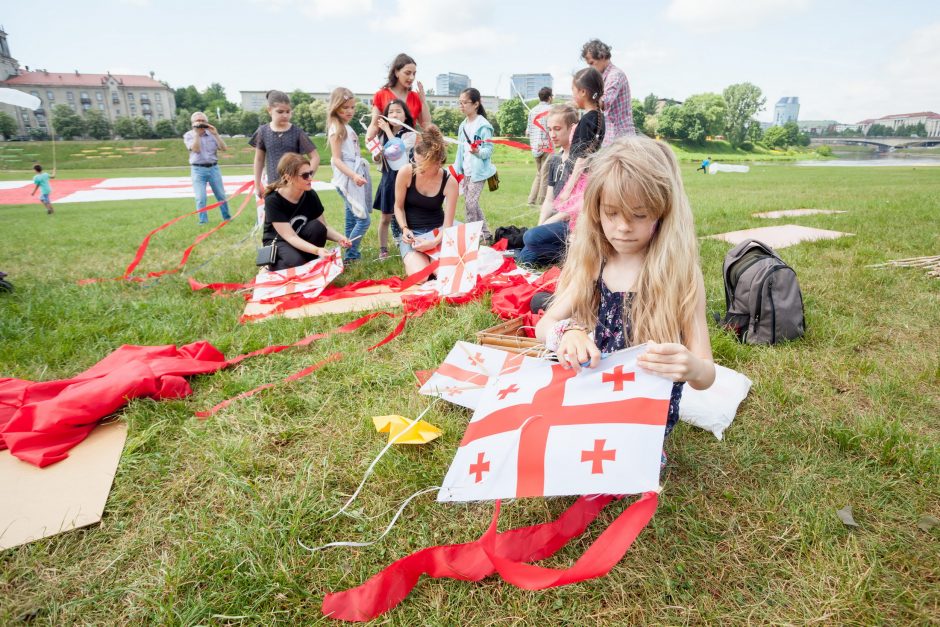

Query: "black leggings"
left=270, top=219, right=328, bottom=270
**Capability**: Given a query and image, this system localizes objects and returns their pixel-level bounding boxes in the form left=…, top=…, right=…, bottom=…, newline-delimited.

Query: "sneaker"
left=378, top=248, right=389, bottom=260
left=46, top=207, right=54, bottom=215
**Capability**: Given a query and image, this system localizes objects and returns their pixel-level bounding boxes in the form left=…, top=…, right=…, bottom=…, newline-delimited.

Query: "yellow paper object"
left=372, top=414, right=442, bottom=445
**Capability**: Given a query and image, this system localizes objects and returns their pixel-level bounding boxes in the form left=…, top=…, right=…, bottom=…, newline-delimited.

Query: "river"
left=796, top=149, right=940, bottom=167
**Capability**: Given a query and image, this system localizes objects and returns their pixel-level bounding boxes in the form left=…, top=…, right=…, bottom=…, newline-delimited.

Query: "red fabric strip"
left=321, top=495, right=617, bottom=622
left=195, top=353, right=341, bottom=418
left=482, top=492, right=658, bottom=589
left=78, top=180, right=253, bottom=285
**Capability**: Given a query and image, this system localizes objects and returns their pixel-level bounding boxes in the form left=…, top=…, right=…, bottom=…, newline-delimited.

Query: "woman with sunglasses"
left=261, top=153, right=351, bottom=271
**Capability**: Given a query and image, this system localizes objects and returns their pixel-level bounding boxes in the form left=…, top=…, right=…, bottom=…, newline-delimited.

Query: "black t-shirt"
left=263, top=190, right=324, bottom=243
left=249, top=124, right=317, bottom=183
left=569, top=110, right=605, bottom=160
left=562, top=110, right=605, bottom=186
left=545, top=154, right=566, bottom=190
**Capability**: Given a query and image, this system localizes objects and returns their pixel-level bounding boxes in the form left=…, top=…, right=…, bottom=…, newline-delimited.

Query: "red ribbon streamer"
left=321, top=492, right=658, bottom=622
left=79, top=180, right=254, bottom=285
left=195, top=353, right=342, bottom=418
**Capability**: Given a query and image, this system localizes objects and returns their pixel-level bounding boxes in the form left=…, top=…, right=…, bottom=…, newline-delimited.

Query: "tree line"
left=0, top=80, right=821, bottom=151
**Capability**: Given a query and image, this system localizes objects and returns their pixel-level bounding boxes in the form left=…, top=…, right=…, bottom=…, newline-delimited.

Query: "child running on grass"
left=536, top=136, right=715, bottom=448
left=372, top=98, right=417, bottom=259
left=328, top=87, right=372, bottom=263
left=251, top=90, right=319, bottom=199
left=31, top=164, right=55, bottom=215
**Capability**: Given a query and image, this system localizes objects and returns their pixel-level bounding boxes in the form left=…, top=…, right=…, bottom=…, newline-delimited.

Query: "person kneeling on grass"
left=393, top=128, right=458, bottom=276
left=261, top=153, right=351, bottom=272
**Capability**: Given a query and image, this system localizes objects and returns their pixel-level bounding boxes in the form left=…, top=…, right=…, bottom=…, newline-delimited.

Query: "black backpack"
left=493, top=225, right=528, bottom=250
left=720, top=239, right=805, bottom=344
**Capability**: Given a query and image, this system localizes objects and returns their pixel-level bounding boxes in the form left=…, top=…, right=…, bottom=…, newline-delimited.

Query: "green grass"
left=1, top=160, right=938, bottom=624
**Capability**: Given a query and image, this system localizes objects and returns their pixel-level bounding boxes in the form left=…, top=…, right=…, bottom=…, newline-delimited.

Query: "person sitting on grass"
left=31, top=164, right=56, bottom=215
left=261, top=153, right=350, bottom=272
left=393, top=128, right=458, bottom=276
left=517, top=103, right=579, bottom=266
left=536, top=136, right=715, bottom=460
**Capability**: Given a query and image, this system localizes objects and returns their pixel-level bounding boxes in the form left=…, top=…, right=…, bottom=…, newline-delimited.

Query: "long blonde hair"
left=263, top=152, right=309, bottom=197
left=558, top=136, right=701, bottom=344
left=328, top=87, right=355, bottom=142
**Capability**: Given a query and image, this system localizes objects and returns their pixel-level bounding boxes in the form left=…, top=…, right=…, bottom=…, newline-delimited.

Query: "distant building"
left=0, top=28, right=176, bottom=137
left=510, top=74, right=553, bottom=101
left=240, top=90, right=501, bottom=117
left=435, top=73, right=470, bottom=97
left=773, top=97, right=800, bottom=126
left=858, top=111, right=940, bottom=137
left=798, top=119, right=837, bottom=135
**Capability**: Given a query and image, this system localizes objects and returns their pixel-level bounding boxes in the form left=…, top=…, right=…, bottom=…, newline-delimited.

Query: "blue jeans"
left=340, top=191, right=371, bottom=261
left=191, top=164, right=231, bottom=224
left=517, top=221, right=569, bottom=266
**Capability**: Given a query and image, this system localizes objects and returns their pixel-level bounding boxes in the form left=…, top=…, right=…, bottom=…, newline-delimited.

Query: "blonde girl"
left=536, top=136, right=715, bottom=441
left=250, top=90, right=319, bottom=199
left=328, top=87, right=373, bottom=263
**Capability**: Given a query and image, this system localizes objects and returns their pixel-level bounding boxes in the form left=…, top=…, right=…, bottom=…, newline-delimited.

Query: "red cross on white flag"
left=436, top=221, right=483, bottom=296
left=250, top=248, right=344, bottom=302
left=419, top=341, right=543, bottom=410
left=438, top=344, right=672, bottom=502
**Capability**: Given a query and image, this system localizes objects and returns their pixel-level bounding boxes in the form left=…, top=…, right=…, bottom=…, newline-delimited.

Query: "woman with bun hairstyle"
left=393, top=127, right=458, bottom=275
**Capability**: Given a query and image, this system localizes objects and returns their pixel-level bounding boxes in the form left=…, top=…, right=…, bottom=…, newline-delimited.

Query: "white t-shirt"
left=462, top=116, right=484, bottom=163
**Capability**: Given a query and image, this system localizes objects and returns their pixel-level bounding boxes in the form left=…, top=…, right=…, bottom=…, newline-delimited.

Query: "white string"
left=323, top=399, right=439, bottom=521
left=299, top=486, right=441, bottom=552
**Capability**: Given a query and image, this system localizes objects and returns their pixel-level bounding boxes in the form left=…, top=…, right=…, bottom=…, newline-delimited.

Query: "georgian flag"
left=419, top=341, right=543, bottom=410
left=436, top=221, right=483, bottom=296
left=438, top=345, right=672, bottom=502
left=250, top=248, right=343, bottom=302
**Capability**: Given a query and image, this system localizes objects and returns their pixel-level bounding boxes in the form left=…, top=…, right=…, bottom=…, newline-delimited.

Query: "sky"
left=4, top=0, right=939, bottom=123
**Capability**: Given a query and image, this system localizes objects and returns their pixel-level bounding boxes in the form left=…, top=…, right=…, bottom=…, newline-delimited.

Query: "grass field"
left=0, top=159, right=938, bottom=624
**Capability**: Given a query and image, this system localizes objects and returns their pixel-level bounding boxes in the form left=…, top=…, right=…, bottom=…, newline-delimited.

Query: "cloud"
left=665, top=0, right=811, bottom=32
left=374, top=0, right=511, bottom=54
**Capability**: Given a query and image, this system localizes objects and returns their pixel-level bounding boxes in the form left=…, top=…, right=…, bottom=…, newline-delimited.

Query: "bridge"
left=811, top=136, right=940, bottom=151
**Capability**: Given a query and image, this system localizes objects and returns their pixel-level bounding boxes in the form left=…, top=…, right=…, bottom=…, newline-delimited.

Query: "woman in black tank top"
left=393, top=128, right=459, bottom=275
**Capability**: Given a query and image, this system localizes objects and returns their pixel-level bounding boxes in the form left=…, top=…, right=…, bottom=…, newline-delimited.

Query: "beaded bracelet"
left=545, top=318, right=590, bottom=352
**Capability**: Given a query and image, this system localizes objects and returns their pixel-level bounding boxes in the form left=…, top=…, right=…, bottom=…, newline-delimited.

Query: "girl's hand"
left=413, top=237, right=436, bottom=252
left=557, top=329, right=601, bottom=373
left=637, top=342, right=702, bottom=382
left=378, top=120, right=391, bottom=135
left=338, top=237, right=352, bottom=248
left=469, top=141, right=480, bottom=155
left=402, top=228, right=415, bottom=244
left=354, top=174, right=367, bottom=186
left=417, top=81, right=425, bottom=99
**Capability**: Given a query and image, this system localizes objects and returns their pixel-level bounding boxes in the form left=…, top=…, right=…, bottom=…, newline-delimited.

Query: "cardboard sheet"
left=243, top=283, right=427, bottom=321
left=0, top=421, right=127, bottom=551
left=753, top=209, right=846, bottom=219
left=707, top=224, right=853, bottom=249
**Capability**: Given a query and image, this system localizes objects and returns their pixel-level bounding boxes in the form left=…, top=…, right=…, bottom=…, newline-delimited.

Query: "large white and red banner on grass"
left=438, top=345, right=672, bottom=502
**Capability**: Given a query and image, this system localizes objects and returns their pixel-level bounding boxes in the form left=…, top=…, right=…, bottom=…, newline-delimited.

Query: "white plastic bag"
left=679, top=364, right=752, bottom=440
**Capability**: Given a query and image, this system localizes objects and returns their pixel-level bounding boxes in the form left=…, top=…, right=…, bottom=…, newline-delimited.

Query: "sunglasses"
left=299, top=171, right=314, bottom=180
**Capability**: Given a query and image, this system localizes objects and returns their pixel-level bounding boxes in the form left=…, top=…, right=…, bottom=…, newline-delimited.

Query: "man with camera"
left=183, top=111, right=232, bottom=224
